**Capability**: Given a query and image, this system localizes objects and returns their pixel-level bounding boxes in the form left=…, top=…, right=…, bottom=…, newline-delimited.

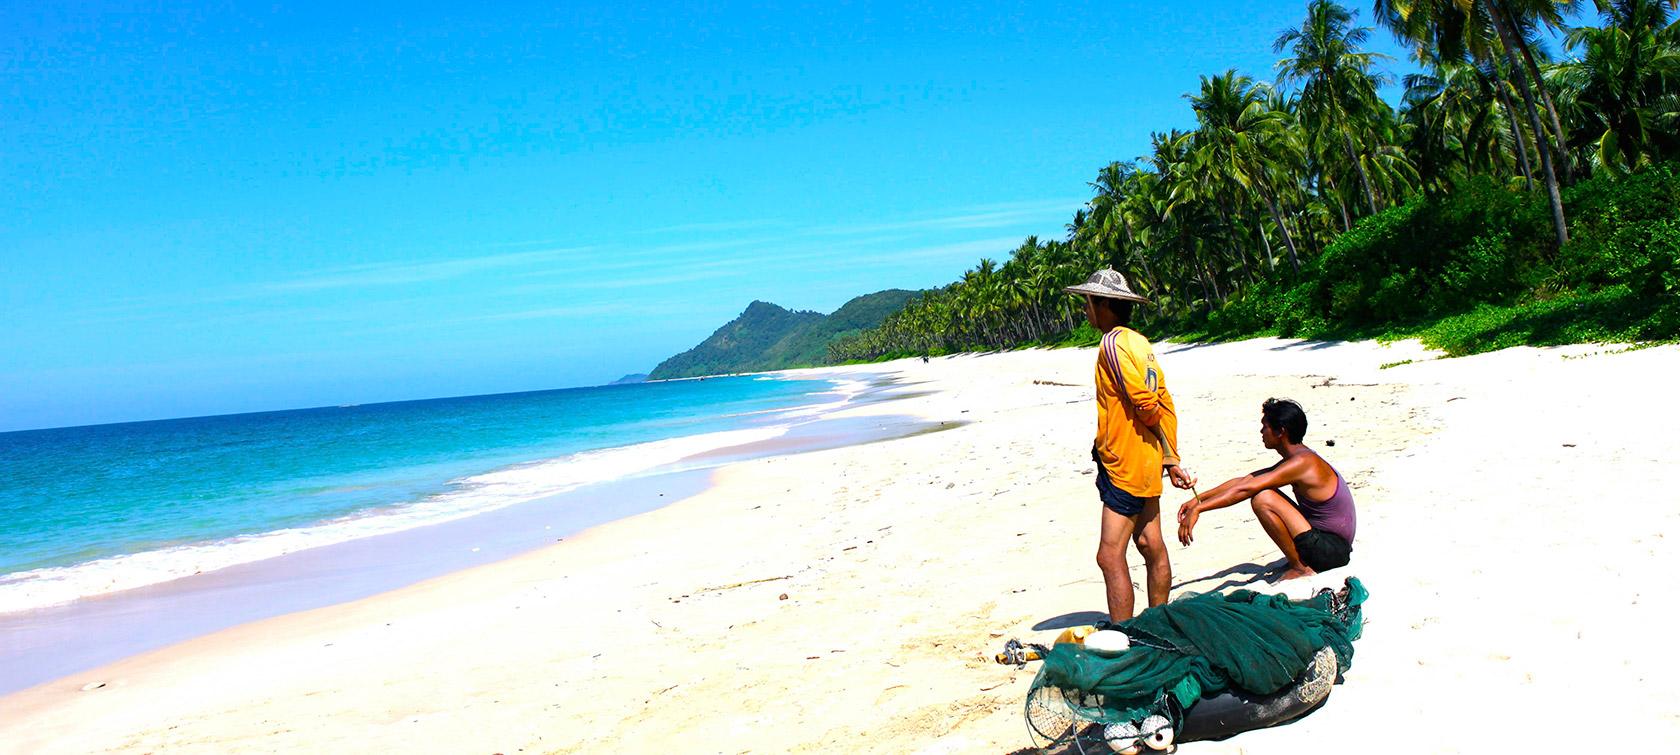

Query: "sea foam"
left=0, top=424, right=790, bottom=614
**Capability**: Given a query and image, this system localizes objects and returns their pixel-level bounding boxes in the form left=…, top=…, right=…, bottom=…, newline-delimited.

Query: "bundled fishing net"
left=1024, top=578, right=1366, bottom=752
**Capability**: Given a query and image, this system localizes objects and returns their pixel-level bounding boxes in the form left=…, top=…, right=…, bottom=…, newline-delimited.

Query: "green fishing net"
left=1029, top=578, right=1367, bottom=726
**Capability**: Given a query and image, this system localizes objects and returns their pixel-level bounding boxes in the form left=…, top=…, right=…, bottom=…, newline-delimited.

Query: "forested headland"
left=650, top=290, right=919, bottom=379
left=828, top=0, right=1680, bottom=364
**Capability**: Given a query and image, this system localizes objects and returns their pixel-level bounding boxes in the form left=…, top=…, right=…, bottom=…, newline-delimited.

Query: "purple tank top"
left=1298, top=467, right=1356, bottom=544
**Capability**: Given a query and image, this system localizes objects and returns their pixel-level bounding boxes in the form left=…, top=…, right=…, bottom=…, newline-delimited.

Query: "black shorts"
left=1093, top=457, right=1146, bottom=517
left=1293, top=529, right=1352, bottom=572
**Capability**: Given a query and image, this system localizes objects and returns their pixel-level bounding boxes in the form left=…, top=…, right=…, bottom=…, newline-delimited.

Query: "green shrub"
left=1555, top=160, right=1680, bottom=291
left=1121, top=162, right=1680, bottom=356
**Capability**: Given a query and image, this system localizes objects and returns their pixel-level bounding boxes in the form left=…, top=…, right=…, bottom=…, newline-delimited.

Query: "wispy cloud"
left=261, top=245, right=598, bottom=293
left=446, top=302, right=628, bottom=323
left=564, top=267, right=744, bottom=290
left=511, top=235, right=793, bottom=280
left=805, top=198, right=1085, bottom=237
left=627, top=218, right=790, bottom=236
left=320, top=301, right=639, bottom=339
left=57, top=197, right=1077, bottom=327
left=819, top=236, right=1024, bottom=270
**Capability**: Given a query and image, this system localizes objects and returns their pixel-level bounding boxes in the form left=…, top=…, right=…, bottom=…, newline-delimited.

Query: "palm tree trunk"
left=1336, top=121, right=1380, bottom=215
left=1494, top=79, right=1536, bottom=192
left=1486, top=2, right=1569, bottom=246
left=1513, top=28, right=1574, bottom=186
left=1257, top=221, right=1277, bottom=270
left=1122, top=222, right=1164, bottom=316
left=1324, top=77, right=1380, bottom=215
left=1324, top=171, right=1352, bottom=231
left=1137, top=252, right=1163, bottom=315
left=1248, top=168, right=1302, bottom=274
left=1343, top=132, right=1382, bottom=213
left=1199, top=266, right=1221, bottom=309
left=1215, top=200, right=1256, bottom=285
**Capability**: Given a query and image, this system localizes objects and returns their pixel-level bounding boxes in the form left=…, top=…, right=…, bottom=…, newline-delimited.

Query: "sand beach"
left=4, top=338, right=1679, bottom=754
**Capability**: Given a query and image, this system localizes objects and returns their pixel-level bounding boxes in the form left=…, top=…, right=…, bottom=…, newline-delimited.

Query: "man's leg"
left=1131, top=496, right=1172, bottom=608
left=1252, top=489, right=1315, bottom=580
left=1096, top=506, right=1140, bottom=622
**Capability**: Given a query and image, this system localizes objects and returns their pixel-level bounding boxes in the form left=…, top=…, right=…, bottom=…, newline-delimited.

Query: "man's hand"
left=1166, top=465, right=1197, bottom=490
left=1176, top=501, right=1200, bottom=546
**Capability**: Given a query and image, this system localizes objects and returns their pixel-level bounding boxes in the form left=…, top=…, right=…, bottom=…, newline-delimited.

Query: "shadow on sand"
left=1173, top=559, right=1293, bottom=593
left=1030, top=611, right=1113, bottom=632
left=1028, top=560, right=1291, bottom=633
left=1157, top=340, right=1228, bottom=356
left=1264, top=339, right=1343, bottom=352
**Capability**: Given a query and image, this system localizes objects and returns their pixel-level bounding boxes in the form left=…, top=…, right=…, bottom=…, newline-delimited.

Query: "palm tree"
left=834, top=0, right=1680, bottom=363
left=1553, top=0, right=1680, bottom=173
left=1086, top=162, right=1166, bottom=311
left=1376, top=0, right=1575, bottom=246
left=1403, top=58, right=1513, bottom=187
left=1139, top=128, right=1225, bottom=306
left=1502, top=0, right=1584, bottom=185
left=1188, top=71, right=1306, bottom=273
left=1276, top=0, right=1395, bottom=215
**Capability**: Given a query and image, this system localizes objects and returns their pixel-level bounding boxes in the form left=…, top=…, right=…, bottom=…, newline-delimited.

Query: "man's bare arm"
left=1147, top=425, right=1197, bottom=489
left=1187, top=457, right=1312, bottom=512
left=1176, top=456, right=1312, bottom=545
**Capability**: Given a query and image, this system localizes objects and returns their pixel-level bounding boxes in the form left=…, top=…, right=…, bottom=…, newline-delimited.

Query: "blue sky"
left=2, top=0, right=1437, bottom=431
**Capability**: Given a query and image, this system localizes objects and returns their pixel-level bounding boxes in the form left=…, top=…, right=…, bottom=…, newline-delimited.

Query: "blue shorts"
left=1094, top=463, right=1146, bottom=517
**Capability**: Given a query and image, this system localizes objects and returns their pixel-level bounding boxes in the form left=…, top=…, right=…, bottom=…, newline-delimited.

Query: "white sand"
left=4, top=337, right=1678, bottom=754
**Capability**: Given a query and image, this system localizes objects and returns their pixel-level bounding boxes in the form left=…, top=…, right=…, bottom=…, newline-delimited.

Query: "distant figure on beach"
left=1176, top=398, right=1356, bottom=581
left=1063, top=269, right=1196, bottom=622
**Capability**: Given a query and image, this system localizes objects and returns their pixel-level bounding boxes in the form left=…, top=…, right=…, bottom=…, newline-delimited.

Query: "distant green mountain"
left=649, top=290, right=919, bottom=379
left=649, top=301, right=824, bottom=380
left=608, top=373, right=649, bottom=385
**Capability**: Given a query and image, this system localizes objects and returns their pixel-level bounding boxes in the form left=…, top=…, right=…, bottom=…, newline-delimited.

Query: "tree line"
left=830, top=0, right=1680, bottom=363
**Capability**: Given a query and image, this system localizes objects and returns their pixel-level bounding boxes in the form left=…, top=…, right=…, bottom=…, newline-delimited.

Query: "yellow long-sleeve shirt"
left=1094, top=327, right=1180, bottom=498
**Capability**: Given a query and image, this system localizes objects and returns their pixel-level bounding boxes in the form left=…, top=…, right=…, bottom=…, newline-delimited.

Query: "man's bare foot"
left=1278, top=565, right=1317, bottom=582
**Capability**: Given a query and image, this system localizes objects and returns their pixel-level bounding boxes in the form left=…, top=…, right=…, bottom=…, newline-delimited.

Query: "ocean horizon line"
left=0, top=374, right=701, bottom=436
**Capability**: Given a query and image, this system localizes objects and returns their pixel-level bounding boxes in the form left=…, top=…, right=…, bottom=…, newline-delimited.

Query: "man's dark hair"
left=1093, top=296, right=1134, bottom=325
left=1262, top=398, right=1308, bottom=444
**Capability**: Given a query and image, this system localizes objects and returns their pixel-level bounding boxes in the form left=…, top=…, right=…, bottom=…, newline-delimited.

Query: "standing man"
left=1064, top=269, right=1195, bottom=622
left=1176, top=398, right=1356, bottom=580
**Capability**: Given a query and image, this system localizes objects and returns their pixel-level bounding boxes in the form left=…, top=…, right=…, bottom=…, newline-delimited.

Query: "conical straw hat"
left=1062, top=268, right=1150, bottom=303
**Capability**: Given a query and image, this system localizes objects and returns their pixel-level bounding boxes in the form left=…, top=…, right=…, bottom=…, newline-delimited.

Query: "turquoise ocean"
left=0, top=375, right=865, bottom=618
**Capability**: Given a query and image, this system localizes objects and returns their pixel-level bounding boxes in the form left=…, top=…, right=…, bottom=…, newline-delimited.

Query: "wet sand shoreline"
left=0, top=382, right=938, bottom=697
